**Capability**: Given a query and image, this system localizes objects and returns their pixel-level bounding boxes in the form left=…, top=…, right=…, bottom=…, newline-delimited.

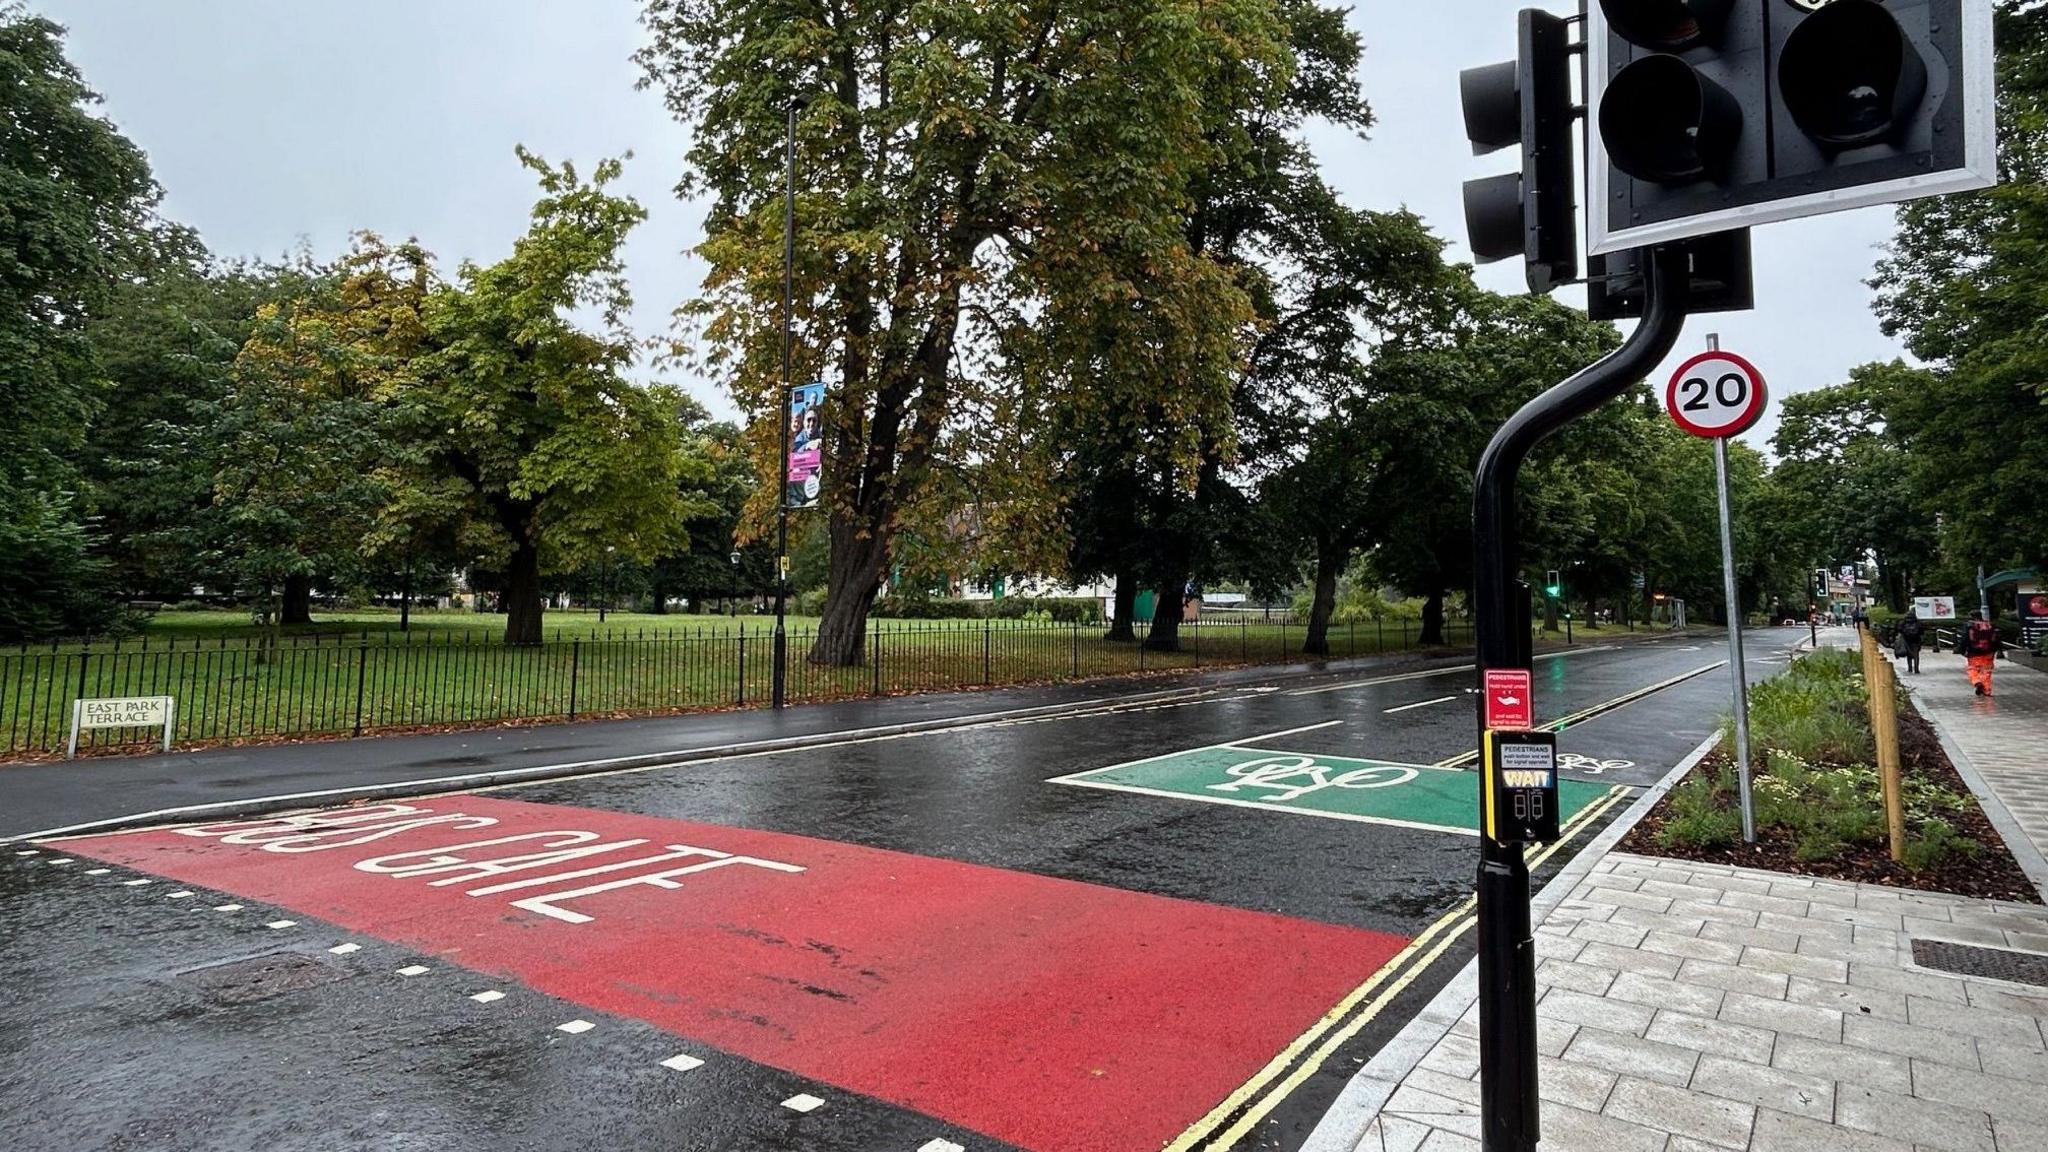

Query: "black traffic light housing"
left=1586, top=229, right=1754, bottom=321
left=1461, top=9, right=1578, bottom=293
left=1588, top=0, right=1997, bottom=255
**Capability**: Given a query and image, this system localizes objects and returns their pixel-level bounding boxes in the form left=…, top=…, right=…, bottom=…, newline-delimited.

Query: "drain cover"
left=179, top=952, right=345, bottom=1004
left=1911, top=938, right=2048, bottom=988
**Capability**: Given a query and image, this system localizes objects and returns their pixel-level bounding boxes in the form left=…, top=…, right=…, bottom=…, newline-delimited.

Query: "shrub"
left=1658, top=773, right=1742, bottom=851
left=1901, top=819, right=1982, bottom=873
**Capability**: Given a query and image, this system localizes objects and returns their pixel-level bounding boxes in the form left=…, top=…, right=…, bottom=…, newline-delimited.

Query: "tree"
left=1870, top=0, right=2048, bottom=575
left=645, top=398, right=762, bottom=613
left=1363, top=283, right=1620, bottom=644
left=0, top=8, right=158, bottom=640
left=390, top=151, right=706, bottom=645
left=638, top=0, right=1294, bottom=664
left=84, top=240, right=323, bottom=601
left=1766, top=363, right=1941, bottom=610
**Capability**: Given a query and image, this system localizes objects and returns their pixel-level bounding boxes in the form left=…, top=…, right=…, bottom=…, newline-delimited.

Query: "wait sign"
left=68, top=695, right=175, bottom=759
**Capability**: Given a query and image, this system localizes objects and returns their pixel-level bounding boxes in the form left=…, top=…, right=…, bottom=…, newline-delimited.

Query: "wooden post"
left=1861, top=629, right=1907, bottom=862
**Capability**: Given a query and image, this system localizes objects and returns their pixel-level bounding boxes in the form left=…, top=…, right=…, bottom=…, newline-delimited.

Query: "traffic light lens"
left=1600, top=0, right=1731, bottom=51
left=1780, top=1, right=1928, bottom=148
left=1600, top=55, right=1742, bottom=184
left=1462, top=172, right=1526, bottom=263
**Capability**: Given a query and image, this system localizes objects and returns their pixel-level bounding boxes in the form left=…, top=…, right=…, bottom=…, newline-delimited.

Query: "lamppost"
left=599, top=545, right=616, bottom=624
left=729, top=551, right=741, bottom=618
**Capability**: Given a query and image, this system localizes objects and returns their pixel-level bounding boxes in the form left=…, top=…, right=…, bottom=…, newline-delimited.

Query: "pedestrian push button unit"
left=1482, top=729, right=1561, bottom=846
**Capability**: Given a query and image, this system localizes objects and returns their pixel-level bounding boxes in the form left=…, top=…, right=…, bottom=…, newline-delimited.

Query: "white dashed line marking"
left=213, top=904, right=241, bottom=912
left=782, top=1094, right=825, bottom=1114
left=469, top=990, right=505, bottom=1004
left=265, top=920, right=296, bottom=929
left=397, top=965, right=429, bottom=977
left=167, top=891, right=193, bottom=899
left=919, top=1141, right=966, bottom=1152
left=85, top=868, right=109, bottom=875
left=47, top=858, right=73, bottom=865
left=659, top=1053, right=704, bottom=1072
left=328, top=943, right=361, bottom=955
left=556, top=1020, right=595, bottom=1034
left=122, top=879, right=153, bottom=887
left=14, top=850, right=38, bottom=856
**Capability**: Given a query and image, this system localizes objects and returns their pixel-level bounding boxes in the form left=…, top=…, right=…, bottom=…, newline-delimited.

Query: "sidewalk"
left=1893, top=646, right=2048, bottom=889
left=1314, top=647, right=2048, bottom=1152
left=1351, top=854, right=2048, bottom=1152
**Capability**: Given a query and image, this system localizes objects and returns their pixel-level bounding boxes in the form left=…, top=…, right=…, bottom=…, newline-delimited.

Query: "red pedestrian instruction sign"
left=1484, top=669, right=1533, bottom=730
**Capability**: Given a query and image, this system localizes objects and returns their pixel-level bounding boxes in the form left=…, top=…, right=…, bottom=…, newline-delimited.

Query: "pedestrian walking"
left=1896, top=609, right=1924, bottom=674
left=1853, top=604, right=1868, bottom=631
left=1960, top=610, right=2000, bottom=696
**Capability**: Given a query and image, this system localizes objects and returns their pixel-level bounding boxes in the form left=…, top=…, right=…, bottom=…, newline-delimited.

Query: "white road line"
left=47, top=858, right=73, bottom=865
left=1383, top=695, right=1460, bottom=714
left=121, top=879, right=152, bottom=887
left=328, top=943, right=361, bottom=955
left=1047, top=720, right=1343, bottom=784
left=556, top=1020, right=595, bottom=1034
left=213, top=903, right=242, bottom=912
left=18, top=689, right=1228, bottom=844
left=167, top=891, right=193, bottom=899
left=919, top=1141, right=966, bottom=1152
left=469, top=990, right=505, bottom=1003
left=396, top=965, right=429, bottom=977
left=659, top=1053, right=704, bottom=1072
left=782, top=1094, right=825, bottom=1114
left=265, top=920, right=296, bottom=929
left=84, top=868, right=109, bottom=875
left=14, top=849, right=37, bottom=856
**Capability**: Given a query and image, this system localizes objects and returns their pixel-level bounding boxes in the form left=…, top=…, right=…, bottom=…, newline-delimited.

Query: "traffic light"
left=1586, top=229, right=1754, bottom=321
left=1814, top=568, right=1831, bottom=598
left=1587, top=0, right=1998, bottom=255
left=1460, top=9, right=1577, bottom=293
left=1544, top=570, right=1562, bottom=598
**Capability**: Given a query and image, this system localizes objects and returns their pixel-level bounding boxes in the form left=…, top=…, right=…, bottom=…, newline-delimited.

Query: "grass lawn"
left=5, top=612, right=1479, bottom=757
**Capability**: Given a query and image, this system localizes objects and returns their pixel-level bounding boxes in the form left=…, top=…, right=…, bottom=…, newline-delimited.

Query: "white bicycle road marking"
left=1555, top=754, right=1635, bottom=775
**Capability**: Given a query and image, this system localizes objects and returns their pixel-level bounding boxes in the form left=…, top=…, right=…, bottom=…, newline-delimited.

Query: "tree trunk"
left=281, top=574, right=313, bottom=626
left=1145, top=574, right=1185, bottom=652
left=1303, top=542, right=1342, bottom=657
left=809, top=525, right=887, bottom=666
left=503, top=540, right=545, bottom=646
left=1105, top=569, right=1137, bottom=642
left=1418, top=588, right=1447, bottom=647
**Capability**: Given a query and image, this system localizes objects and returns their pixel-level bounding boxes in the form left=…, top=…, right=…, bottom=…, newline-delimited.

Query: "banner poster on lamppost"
left=785, top=382, right=825, bottom=509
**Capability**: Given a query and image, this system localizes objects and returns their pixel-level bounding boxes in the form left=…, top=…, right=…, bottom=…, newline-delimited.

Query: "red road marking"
left=60, top=797, right=1406, bottom=1151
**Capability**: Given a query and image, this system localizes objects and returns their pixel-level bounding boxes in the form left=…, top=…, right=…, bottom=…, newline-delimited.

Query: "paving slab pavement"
left=1325, top=853, right=2048, bottom=1152
left=1311, top=640, right=2048, bottom=1152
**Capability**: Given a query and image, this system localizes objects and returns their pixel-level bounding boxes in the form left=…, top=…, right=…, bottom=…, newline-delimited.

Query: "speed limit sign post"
left=1667, top=335, right=1762, bottom=844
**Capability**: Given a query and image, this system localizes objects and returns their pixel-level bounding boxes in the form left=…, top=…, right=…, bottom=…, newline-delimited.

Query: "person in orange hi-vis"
left=1959, top=610, right=2001, bottom=697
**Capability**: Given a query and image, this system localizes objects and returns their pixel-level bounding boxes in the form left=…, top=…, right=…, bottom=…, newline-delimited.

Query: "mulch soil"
left=1619, top=701, right=2042, bottom=904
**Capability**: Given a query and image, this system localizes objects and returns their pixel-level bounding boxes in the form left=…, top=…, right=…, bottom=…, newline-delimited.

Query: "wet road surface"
left=0, top=629, right=1809, bottom=1152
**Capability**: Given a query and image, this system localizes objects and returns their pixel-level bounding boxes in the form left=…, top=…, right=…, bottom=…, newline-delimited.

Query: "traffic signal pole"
left=1471, top=245, right=1690, bottom=1152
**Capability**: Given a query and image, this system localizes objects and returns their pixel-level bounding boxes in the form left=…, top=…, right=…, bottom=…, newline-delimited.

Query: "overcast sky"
left=39, top=0, right=1910, bottom=449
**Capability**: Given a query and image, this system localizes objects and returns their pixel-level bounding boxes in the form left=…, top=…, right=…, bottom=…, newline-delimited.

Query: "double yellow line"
left=1163, top=784, right=1635, bottom=1152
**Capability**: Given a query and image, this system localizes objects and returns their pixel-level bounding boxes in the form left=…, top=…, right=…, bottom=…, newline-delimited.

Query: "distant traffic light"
left=1460, top=9, right=1577, bottom=292
left=1586, top=0, right=1997, bottom=255
left=1544, top=570, right=1562, bottom=598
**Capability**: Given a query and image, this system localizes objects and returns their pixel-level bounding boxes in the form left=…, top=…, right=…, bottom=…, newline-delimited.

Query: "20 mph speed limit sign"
left=1664, top=350, right=1767, bottom=439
